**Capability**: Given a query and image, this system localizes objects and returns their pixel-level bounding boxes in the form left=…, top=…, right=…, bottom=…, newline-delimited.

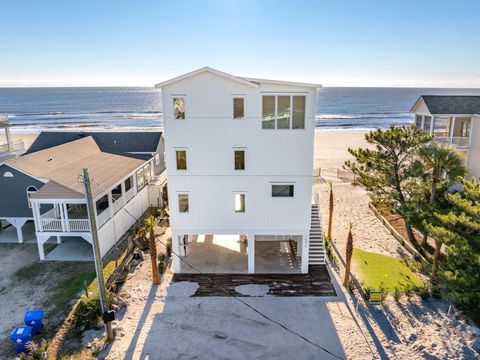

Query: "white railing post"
left=449, top=116, right=456, bottom=146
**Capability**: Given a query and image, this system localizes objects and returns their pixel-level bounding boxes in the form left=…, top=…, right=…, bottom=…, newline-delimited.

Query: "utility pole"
left=82, top=168, right=114, bottom=341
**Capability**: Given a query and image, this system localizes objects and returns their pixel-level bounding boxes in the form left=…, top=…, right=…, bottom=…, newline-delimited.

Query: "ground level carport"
left=37, top=235, right=94, bottom=261
left=0, top=219, right=36, bottom=244
left=175, top=234, right=305, bottom=274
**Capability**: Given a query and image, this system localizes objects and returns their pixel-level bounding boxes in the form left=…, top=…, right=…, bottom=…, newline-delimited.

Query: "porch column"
left=301, top=233, right=309, bottom=274
left=37, top=234, right=49, bottom=260
left=449, top=116, right=456, bottom=145
left=247, top=233, right=255, bottom=274
left=171, top=231, right=181, bottom=273
left=16, top=225, right=24, bottom=244
left=430, top=116, right=434, bottom=136
left=5, top=126, right=13, bottom=151
left=62, top=203, right=70, bottom=232
left=32, top=203, right=43, bottom=232
left=56, top=236, right=62, bottom=244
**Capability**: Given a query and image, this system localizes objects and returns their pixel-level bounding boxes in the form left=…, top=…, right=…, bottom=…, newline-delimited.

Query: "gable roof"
left=25, top=131, right=162, bottom=159
left=155, top=67, right=260, bottom=89
left=411, top=95, right=480, bottom=115
left=6, top=137, right=146, bottom=200
left=155, top=66, right=321, bottom=89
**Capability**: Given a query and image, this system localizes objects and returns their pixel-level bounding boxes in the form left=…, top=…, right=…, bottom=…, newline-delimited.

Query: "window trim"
left=172, top=95, right=186, bottom=120
left=232, top=95, right=245, bottom=120
left=271, top=184, right=295, bottom=198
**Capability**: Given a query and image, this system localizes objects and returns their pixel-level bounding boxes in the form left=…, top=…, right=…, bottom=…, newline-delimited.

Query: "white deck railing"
left=40, top=218, right=63, bottom=231
left=39, top=218, right=90, bottom=232
left=434, top=136, right=470, bottom=148
left=0, top=140, right=24, bottom=153
left=69, top=219, right=90, bottom=232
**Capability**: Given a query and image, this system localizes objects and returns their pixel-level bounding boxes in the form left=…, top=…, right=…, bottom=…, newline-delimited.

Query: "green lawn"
left=352, top=248, right=423, bottom=292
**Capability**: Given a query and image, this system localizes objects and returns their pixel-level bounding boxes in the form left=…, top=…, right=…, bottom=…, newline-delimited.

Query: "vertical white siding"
left=162, top=71, right=316, bottom=236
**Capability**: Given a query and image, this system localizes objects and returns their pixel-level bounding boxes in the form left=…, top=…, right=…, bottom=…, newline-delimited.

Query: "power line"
left=85, top=176, right=345, bottom=359
left=119, top=205, right=345, bottom=360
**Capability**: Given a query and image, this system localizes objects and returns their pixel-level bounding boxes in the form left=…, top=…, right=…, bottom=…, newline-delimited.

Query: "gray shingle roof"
left=25, top=131, right=162, bottom=159
left=416, top=95, right=480, bottom=115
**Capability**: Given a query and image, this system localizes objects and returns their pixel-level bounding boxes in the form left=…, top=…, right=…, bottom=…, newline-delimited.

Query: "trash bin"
left=9, top=326, right=33, bottom=353
left=24, top=309, right=44, bottom=334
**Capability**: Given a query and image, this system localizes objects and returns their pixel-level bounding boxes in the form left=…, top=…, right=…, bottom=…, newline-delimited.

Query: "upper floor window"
left=415, top=115, right=423, bottom=128
left=176, top=150, right=187, bottom=170
left=173, top=97, right=185, bottom=120
left=178, top=194, right=189, bottom=213
left=233, top=97, right=245, bottom=119
left=26, top=186, right=37, bottom=208
left=272, top=184, right=294, bottom=197
left=124, top=176, right=133, bottom=193
left=136, top=169, right=146, bottom=191
left=96, top=194, right=109, bottom=215
left=424, top=116, right=432, bottom=133
left=262, top=95, right=305, bottom=129
left=234, top=150, right=245, bottom=170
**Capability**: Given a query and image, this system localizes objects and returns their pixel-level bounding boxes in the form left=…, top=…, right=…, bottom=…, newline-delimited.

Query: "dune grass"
left=352, top=248, right=423, bottom=292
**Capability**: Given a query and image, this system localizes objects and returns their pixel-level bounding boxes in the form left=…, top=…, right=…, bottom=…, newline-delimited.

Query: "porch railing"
left=434, top=136, right=470, bottom=148
left=0, top=140, right=24, bottom=153
left=39, top=218, right=90, bottom=232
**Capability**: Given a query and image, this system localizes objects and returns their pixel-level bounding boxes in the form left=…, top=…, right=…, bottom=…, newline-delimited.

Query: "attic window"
left=3, top=171, right=13, bottom=178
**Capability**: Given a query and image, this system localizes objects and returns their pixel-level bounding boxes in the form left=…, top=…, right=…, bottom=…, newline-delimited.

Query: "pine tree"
left=345, top=126, right=431, bottom=244
left=343, top=223, right=354, bottom=286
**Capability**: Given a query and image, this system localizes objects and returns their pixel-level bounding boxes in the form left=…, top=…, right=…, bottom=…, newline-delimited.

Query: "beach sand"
left=0, top=133, right=39, bottom=150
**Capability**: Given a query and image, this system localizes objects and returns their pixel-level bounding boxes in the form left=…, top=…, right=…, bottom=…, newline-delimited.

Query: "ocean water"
left=1, top=87, right=480, bottom=132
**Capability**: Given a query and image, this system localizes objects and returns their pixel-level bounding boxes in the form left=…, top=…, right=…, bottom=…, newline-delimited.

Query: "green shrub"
left=363, top=286, right=372, bottom=300
left=158, top=260, right=166, bottom=274
left=379, top=283, right=387, bottom=302
left=404, top=283, right=415, bottom=300
left=70, top=295, right=102, bottom=336
left=418, top=283, right=431, bottom=300
left=393, top=286, right=402, bottom=302
left=323, top=234, right=333, bottom=259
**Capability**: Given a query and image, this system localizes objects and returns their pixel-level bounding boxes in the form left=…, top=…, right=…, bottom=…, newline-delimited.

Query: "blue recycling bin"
left=24, top=309, right=44, bottom=334
left=9, top=326, right=33, bottom=353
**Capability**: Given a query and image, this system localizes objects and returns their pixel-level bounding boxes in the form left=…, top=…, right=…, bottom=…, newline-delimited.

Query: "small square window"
left=272, top=185, right=294, bottom=197
left=179, top=194, right=189, bottom=213
left=176, top=150, right=187, bottom=170
left=262, top=96, right=275, bottom=129
left=173, top=97, right=185, bottom=119
left=233, top=98, right=244, bottom=119
left=234, top=150, right=245, bottom=170
left=235, top=193, right=245, bottom=212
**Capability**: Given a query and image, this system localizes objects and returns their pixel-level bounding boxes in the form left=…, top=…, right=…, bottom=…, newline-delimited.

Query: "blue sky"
left=1, top=0, right=479, bottom=87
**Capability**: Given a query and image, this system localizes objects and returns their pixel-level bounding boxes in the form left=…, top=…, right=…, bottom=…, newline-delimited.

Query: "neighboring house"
left=411, top=95, right=480, bottom=178
left=0, top=114, right=25, bottom=163
left=0, top=135, right=165, bottom=260
left=25, top=131, right=166, bottom=176
left=156, top=67, right=323, bottom=274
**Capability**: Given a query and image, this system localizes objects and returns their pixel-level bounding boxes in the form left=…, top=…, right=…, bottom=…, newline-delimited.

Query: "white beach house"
left=411, top=95, right=480, bottom=178
left=0, top=114, right=25, bottom=163
left=156, top=67, right=323, bottom=274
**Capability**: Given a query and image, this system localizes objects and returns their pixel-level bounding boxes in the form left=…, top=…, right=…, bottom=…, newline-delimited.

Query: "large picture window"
left=272, top=184, right=294, bottom=197
left=262, top=96, right=275, bottom=129
left=173, top=97, right=185, bottom=120
left=262, top=95, right=305, bottom=130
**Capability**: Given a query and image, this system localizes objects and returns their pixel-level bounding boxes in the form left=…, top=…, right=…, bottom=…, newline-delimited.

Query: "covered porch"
left=415, top=114, right=472, bottom=148
left=173, top=233, right=307, bottom=274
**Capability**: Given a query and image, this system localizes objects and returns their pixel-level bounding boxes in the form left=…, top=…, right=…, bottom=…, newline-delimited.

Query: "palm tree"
left=145, top=215, right=161, bottom=285
left=419, top=144, right=466, bottom=247
left=327, top=181, right=334, bottom=241
left=343, top=223, right=354, bottom=286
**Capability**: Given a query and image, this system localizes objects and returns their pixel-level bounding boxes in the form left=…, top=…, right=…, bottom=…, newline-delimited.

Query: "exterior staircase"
left=309, top=203, right=325, bottom=265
